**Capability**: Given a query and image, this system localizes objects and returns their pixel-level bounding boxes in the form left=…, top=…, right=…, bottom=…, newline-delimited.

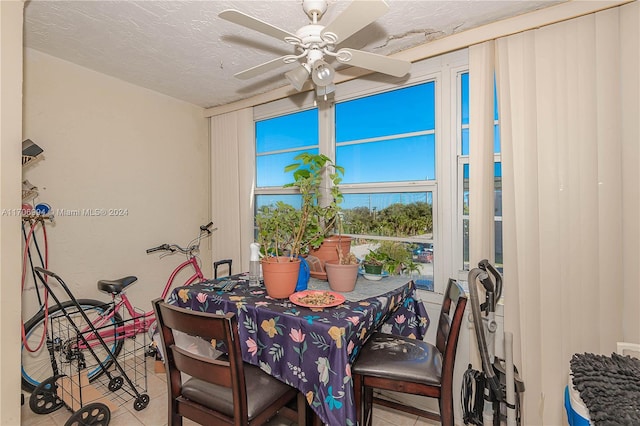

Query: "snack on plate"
left=298, top=291, right=336, bottom=306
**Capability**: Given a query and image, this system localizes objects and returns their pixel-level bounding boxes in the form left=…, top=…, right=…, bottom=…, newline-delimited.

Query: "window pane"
left=462, top=163, right=470, bottom=269
left=462, top=218, right=469, bottom=270
left=461, top=163, right=503, bottom=268
left=461, top=73, right=469, bottom=126
left=337, top=134, right=435, bottom=184
left=341, top=192, right=433, bottom=237
left=256, top=109, right=318, bottom=154
left=257, top=148, right=319, bottom=187
left=351, top=239, right=434, bottom=291
left=255, top=194, right=302, bottom=210
left=461, top=73, right=500, bottom=154
left=336, top=83, right=435, bottom=142
left=461, top=128, right=469, bottom=156
left=495, top=219, right=503, bottom=266
left=494, top=162, right=502, bottom=266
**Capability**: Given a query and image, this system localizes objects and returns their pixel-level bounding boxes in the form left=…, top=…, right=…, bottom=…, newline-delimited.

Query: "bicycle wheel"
left=21, top=299, right=124, bottom=393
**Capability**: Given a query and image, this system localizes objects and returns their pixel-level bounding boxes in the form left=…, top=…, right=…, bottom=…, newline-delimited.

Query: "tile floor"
left=21, top=359, right=439, bottom=426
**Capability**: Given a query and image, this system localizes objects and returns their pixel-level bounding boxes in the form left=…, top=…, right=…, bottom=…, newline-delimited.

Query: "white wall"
left=22, top=48, right=211, bottom=321
left=1, top=1, right=25, bottom=423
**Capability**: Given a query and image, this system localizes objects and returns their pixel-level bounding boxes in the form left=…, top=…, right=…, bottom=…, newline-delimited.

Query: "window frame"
left=253, top=50, right=469, bottom=296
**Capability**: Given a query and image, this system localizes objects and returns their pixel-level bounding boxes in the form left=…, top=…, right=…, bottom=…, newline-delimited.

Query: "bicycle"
left=21, top=222, right=216, bottom=393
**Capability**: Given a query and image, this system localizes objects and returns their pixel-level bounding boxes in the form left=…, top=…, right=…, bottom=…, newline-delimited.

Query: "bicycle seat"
left=97, top=276, right=138, bottom=294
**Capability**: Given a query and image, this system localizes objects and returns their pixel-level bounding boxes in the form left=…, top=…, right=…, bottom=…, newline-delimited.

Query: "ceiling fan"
left=219, top=0, right=411, bottom=99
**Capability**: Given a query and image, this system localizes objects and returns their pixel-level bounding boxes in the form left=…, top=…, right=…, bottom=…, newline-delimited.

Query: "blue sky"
left=256, top=82, right=436, bottom=188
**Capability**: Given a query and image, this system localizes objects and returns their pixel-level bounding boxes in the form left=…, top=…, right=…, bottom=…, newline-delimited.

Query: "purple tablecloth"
left=169, top=275, right=429, bottom=426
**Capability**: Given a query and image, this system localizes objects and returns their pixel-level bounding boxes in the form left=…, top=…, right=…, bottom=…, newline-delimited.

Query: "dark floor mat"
left=570, top=352, right=640, bottom=426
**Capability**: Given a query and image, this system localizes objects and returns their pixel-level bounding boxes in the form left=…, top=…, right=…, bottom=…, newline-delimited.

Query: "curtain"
left=468, top=41, right=499, bottom=373
left=494, top=3, right=639, bottom=424
left=210, top=108, right=254, bottom=271
left=469, top=41, right=497, bottom=267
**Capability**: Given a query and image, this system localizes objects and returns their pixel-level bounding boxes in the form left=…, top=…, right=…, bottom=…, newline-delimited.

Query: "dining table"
left=168, top=273, right=430, bottom=426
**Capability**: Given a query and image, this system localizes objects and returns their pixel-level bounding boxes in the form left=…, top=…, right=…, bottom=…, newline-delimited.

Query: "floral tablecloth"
left=168, top=275, right=429, bottom=426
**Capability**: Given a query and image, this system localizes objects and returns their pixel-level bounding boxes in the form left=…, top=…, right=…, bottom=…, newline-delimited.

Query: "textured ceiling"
left=23, top=0, right=562, bottom=108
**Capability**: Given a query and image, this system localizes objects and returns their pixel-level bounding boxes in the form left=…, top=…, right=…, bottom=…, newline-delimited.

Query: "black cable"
left=22, top=222, right=43, bottom=307
left=462, top=364, right=485, bottom=425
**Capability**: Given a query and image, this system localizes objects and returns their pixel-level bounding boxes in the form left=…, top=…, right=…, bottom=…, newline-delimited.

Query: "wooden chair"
left=352, top=279, right=467, bottom=426
left=152, top=298, right=306, bottom=426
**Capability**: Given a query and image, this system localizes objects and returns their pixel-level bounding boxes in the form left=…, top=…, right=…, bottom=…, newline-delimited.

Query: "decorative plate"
left=289, top=290, right=346, bottom=308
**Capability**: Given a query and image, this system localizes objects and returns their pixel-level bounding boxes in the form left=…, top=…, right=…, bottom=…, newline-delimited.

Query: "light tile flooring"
left=21, top=360, right=439, bottom=426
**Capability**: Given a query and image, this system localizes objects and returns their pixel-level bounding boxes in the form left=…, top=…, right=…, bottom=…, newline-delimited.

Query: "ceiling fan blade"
left=219, top=9, right=299, bottom=42
left=234, top=56, right=291, bottom=80
left=321, top=0, right=389, bottom=44
left=336, top=48, right=411, bottom=78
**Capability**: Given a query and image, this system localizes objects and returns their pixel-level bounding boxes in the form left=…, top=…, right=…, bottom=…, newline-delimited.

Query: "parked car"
left=412, top=243, right=433, bottom=263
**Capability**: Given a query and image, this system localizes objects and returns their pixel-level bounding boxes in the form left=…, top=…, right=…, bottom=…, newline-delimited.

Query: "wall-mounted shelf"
left=22, top=155, right=39, bottom=167
left=22, top=140, right=44, bottom=201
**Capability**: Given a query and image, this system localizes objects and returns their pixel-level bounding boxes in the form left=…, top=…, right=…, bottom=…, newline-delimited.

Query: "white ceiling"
left=23, top=0, right=563, bottom=109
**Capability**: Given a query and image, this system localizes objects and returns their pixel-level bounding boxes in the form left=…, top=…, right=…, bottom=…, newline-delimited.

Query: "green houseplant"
left=285, top=152, right=353, bottom=277
left=256, top=152, right=345, bottom=259
left=283, top=152, right=345, bottom=256
left=255, top=152, right=345, bottom=295
left=363, top=241, right=420, bottom=276
left=255, top=202, right=302, bottom=298
left=255, top=202, right=301, bottom=258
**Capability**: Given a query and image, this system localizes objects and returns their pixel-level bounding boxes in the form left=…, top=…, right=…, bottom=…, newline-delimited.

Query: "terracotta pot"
left=261, top=257, right=300, bottom=299
left=325, top=260, right=359, bottom=292
left=309, top=236, right=353, bottom=280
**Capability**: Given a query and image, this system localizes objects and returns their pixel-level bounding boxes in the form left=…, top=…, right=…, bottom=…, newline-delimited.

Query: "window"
left=335, top=83, right=436, bottom=290
left=254, top=50, right=467, bottom=294
left=256, top=108, right=318, bottom=188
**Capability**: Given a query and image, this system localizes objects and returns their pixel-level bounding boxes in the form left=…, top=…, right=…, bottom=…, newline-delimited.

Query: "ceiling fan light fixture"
left=285, top=63, right=311, bottom=91
left=311, top=60, right=335, bottom=87
left=222, top=0, right=411, bottom=101
left=315, top=83, right=336, bottom=101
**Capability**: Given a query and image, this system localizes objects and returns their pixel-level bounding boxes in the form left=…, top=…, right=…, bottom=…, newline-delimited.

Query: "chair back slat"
left=438, top=279, right=467, bottom=393
left=171, top=345, right=234, bottom=387
left=157, top=301, right=231, bottom=341
left=436, top=312, right=452, bottom=353
left=435, top=279, right=466, bottom=355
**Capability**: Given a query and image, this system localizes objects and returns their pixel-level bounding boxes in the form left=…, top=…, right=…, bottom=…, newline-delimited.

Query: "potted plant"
left=284, top=153, right=352, bottom=278
left=255, top=202, right=302, bottom=298
left=255, top=152, right=345, bottom=295
left=362, top=241, right=420, bottom=276
left=362, top=249, right=386, bottom=275
left=284, top=152, right=346, bottom=255
left=325, top=245, right=359, bottom=292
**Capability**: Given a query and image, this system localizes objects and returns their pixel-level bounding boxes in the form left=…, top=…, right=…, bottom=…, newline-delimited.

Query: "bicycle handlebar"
left=146, top=244, right=172, bottom=254
left=146, top=223, right=215, bottom=255
left=200, top=222, right=215, bottom=233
